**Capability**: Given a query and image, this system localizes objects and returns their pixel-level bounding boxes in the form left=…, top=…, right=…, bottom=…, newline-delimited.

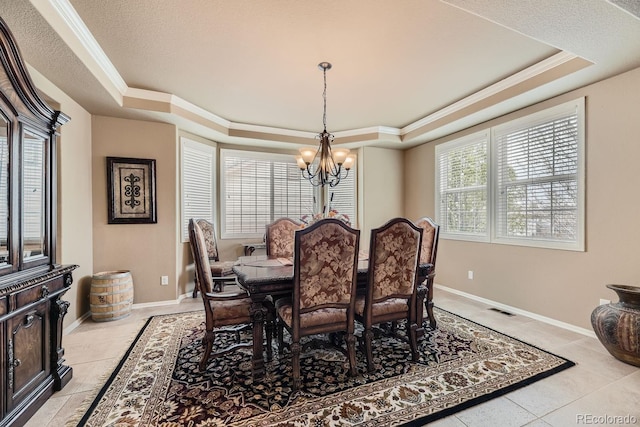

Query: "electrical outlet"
left=467, top=270, right=474, bottom=280
left=161, top=276, right=169, bottom=286
left=599, top=298, right=610, bottom=305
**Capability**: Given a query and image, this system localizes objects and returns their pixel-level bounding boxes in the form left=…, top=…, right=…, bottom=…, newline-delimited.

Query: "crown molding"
left=33, top=0, right=592, bottom=148
left=32, top=0, right=127, bottom=102
left=402, top=51, right=580, bottom=135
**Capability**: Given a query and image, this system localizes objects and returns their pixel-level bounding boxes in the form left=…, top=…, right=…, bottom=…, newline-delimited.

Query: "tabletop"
left=233, top=253, right=370, bottom=284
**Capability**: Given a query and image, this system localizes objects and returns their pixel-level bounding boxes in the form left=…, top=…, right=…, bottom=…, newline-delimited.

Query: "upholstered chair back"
left=266, top=217, right=302, bottom=258
left=415, top=217, right=440, bottom=267
left=189, top=219, right=215, bottom=295
left=295, top=219, right=360, bottom=311
left=369, top=218, right=423, bottom=301
left=194, top=218, right=220, bottom=261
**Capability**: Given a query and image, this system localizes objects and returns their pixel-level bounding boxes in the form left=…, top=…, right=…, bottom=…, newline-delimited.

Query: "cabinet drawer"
left=11, top=277, right=65, bottom=310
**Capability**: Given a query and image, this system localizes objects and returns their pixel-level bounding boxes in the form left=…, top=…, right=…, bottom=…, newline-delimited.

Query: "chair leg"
left=408, top=322, right=419, bottom=362
left=200, top=330, right=214, bottom=370
left=425, top=300, right=436, bottom=329
left=265, top=305, right=274, bottom=362
left=291, top=341, right=302, bottom=390
left=277, top=319, right=285, bottom=355
left=364, top=327, right=375, bottom=372
left=425, top=278, right=437, bottom=329
left=346, top=332, right=358, bottom=377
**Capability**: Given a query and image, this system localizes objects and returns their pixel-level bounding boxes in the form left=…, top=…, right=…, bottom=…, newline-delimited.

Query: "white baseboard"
left=64, top=311, right=91, bottom=335
left=132, top=292, right=195, bottom=309
left=435, top=284, right=596, bottom=338
left=64, top=292, right=196, bottom=335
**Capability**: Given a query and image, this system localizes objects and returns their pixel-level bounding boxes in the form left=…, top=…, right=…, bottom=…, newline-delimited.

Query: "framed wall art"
left=107, top=157, right=157, bottom=224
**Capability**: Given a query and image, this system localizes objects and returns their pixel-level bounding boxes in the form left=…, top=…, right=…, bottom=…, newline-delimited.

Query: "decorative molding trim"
left=335, top=126, right=402, bottom=139
left=402, top=51, right=580, bottom=135
left=229, top=121, right=317, bottom=139
left=435, top=283, right=596, bottom=338
left=36, top=0, right=591, bottom=147
left=39, top=0, right=127, bottom=98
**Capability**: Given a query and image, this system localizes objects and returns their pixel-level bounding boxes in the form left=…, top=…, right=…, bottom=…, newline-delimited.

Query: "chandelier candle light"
left=296, top=62, right=355, bottom=187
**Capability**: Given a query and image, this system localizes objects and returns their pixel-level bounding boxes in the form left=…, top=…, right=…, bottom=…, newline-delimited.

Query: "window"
left=324, top=164, right=357, bottom=226
left=180, top=138, right=215, bottom=242
left=435, top=131, right=489, bottom=241
left=436, top=98, right=585, bottom=251
left=221, top=149, right=316, bottom=238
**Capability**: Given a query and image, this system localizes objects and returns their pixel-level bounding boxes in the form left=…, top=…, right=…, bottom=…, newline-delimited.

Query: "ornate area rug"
left=70, top=308, right=574, bottom=426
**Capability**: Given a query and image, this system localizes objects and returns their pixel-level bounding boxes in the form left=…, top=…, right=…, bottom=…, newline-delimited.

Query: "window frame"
left=435, top=98, right=585, bottom=251
left=491, top=99, right=585, bottom=250
left=435, top=130, right=490, bottom=243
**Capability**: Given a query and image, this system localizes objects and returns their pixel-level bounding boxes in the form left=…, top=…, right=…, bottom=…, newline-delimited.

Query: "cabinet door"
left=21, top=129, right=49, bottom=270
left=7, top=302, right=49, bottom=410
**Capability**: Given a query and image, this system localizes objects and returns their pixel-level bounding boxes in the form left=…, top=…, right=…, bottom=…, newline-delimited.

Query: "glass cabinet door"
left=22, top=130, right=46, bottom=261
left=0, top=116, right=8, bottom=266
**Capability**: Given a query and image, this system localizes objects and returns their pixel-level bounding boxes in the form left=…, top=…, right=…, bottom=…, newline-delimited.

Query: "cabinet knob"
left=13, top=359, right=21, bottom=367
left=41, top=285, right=50, bottom=298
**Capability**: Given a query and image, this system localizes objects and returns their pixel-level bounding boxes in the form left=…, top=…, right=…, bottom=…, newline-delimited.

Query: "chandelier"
left=295, top=62, right=354, bottom=187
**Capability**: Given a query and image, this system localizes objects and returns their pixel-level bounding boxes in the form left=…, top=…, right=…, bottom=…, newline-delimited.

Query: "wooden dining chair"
left=189, top=218, right=273, bottom=370
left=355, top=217, right=423, bottom=372
left=415, top=217, right=440, bottom=329
left=265, top=217, right=303, bottom=259
left=275, top=218, right=360, bottom=390
left=191, top=218, right=237, bottom=297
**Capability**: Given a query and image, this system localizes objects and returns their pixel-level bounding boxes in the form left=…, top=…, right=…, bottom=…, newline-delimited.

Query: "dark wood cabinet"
left=0, top=17, right=77, bottom=426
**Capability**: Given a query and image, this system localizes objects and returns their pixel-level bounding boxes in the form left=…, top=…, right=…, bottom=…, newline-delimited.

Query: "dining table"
left=232, top=254, right=434, bottom=378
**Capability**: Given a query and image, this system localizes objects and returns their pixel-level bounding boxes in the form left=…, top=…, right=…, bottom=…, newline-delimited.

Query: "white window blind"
left=221, top=149, right=315, bottom=239
left=436, top=132, right=488, bottom=240
left=325, top=164, right=357, bottom=226
left=181, top=138, right=215, bottom=242
left=494, top=102, right=582, bottom=248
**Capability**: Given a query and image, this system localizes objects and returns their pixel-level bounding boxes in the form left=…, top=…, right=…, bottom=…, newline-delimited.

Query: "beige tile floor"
left=25, top=289, right=639, bottom=427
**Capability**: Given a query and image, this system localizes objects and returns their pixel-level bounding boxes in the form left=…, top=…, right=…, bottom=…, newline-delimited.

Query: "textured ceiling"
left=0, top=0, right=639, bottom=149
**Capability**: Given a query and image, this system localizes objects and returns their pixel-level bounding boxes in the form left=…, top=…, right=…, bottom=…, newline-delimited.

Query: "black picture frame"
left=107, top=157, right=157, bottom=224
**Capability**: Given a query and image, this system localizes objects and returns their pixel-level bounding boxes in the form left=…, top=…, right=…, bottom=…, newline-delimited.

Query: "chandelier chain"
left=322, top=65, right=328, bottom=131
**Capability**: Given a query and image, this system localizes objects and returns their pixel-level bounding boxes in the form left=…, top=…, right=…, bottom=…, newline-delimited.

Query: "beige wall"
left=359, top=146, right=405, bottom=248
left=28, top=66, right=94, bottom=327
left=404, top=66, right=640, bottom=331
left=92, top=116, right=179, bottom=303
left=30, top=55, right=640, bottom=334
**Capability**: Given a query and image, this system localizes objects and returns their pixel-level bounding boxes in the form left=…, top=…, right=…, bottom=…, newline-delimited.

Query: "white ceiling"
left=1, top=0, right=639, bottom=150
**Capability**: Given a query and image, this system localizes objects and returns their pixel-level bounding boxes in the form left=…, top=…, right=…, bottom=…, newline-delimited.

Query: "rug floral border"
left=70, top=308, right=575, bottom=427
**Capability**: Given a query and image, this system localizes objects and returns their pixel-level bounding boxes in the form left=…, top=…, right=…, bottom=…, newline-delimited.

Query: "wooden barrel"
left=90, top=270, right=134, bottom=322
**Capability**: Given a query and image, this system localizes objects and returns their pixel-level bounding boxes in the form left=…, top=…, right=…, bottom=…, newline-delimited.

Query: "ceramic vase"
left=590, top=284, right=640, bottom=367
